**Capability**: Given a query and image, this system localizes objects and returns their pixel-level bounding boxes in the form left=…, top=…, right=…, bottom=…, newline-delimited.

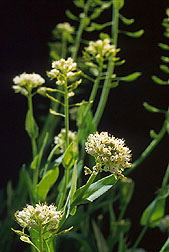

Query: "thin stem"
left=71, top=0, right=91, bottom=61
left=58, top=80, right=69, bottom=209
left=159, top=236, right=169, bottom=252
left=126, top=119, right=167, bottom=175
left=39, top=226, right=44, bottom=252
left=93, top=4, right=119, bottom=126
left=61, top=33, right=67, bottom=58
left=64, top=80, right=69, bottom=149
left=162, top=162, right=169, bottom=188
left=28, top=95, right=37, bottom=158
left=43, top=144, right=61, bottom=177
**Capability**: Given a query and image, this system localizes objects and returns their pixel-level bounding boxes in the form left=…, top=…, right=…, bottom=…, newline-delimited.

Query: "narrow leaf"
left=152, top=75, right=169, bottom=85
left=120, top=29, right=144, bottom=38
left=119, top=72, right=141, bottom=82
left=66, top=10, right=78, bottom=21
left=143, top=102, right=166, bottom=113
left=62, top=141, right=78, bottom=169
left=25, top=109, right=39, bottom=139
left=36, top=167, right=59, bottom=201
left=160, top=64, right=169, bottom=74
left=140, top=198, right=165, bottom=227
left=119, top=14, right=135, bottom=25
left=161, top=56, right=169, bottom=63
left=158, top=43, right=169, bottom=50
left=92, top=220, right=109, bottom=252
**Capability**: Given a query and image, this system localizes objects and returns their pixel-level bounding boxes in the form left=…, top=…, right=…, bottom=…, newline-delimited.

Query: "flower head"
left=12, top=72, right=45, bottom=96
left=83, top=39, right=118, bottom=65
left=85, top=132, right=132, bottom=178
left=15, top=203, right=63, bottom=230
left=52, top=22, right=74, bottom=40
left=54, top=128, right=76, bottom=153
left=47, top=57, right=81, bottom=86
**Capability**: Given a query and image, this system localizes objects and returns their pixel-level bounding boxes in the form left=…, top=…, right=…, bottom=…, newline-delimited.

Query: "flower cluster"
left=83, top=39, right=118, bottom=65
left=54, top=22, right=74, bottom=35
left=47, top=57, right=81, bottom=86
left=15, top=203, right=63, bottom=230
left=12, top=72, right=45, bottom=96
left=54, top=128, right=76, bottom=153
left=85, top=132, right=132, bottom=178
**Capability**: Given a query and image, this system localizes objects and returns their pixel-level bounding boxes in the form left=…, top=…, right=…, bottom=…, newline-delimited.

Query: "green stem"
left=93, top=4, right=119, bottom=127
left=71, top=0, right=91, bottom=61
left=126, top=119, right=167, bottom=175
left=28, top=95, right=37, bottom=158
left=159, top=236, right=169, bottom=252
left=39, top=226, right=44, bottom=252
left=43, top=143, right=61, bottom=177
left=61, top=33, right=67, bottom=58
left=162, top=162, right=169, bottom=188
left=64, top=80, right=69, bottom=149
left=58, top=80, right=69, bottom=209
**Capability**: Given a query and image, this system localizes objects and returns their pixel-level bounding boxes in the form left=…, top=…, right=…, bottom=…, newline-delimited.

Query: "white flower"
left=56, top=22, right=74, bottom=33
left=12, top=73, right=45, bottom=95
left=85, top=132, right=132, bottom=178
left=54, top=128, right=76, bottom=153
left=15, top=203, right=63, bottom=229
left=84, top=39, right=118, bottom=65
left=47, top=57, right=81, bottom=86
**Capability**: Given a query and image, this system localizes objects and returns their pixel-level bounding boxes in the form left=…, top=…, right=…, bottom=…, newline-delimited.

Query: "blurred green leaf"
left=158, top=43, right=169, bottom=50
left=152, top=75, right=169, bottom=85
left=160, top=64, right=169, bottom=74
left=140, top=198, right=165, bottom=227
left=92, top=220, right=109, bottom=252
left=119, top=14, right=135, bottom=25
left=66, top=10, right=78, bottom=21
left=119, top=72, right=141, bottom=82
left=161, top=56, right=169, bottom=63
left=25, top=109, right=39, bottom=139
left=36, top=167, right=59, bottom=201
left=62, top=141, right=78, bottom=169
left=120, top=29, right=144, bottom=38
left=150, top=129, right=158, bottom=139
left=143, top=102, right=166, bottom=113
left=74, top=0, right=85, bottom=8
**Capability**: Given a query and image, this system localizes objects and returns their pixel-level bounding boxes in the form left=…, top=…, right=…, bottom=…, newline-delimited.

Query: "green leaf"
left=152, top=75, right=169, bottom=85
left=74, top=0, right=85, bottom=8
left=25, top=109, right=39, bottom=139
left=113, top=0, right=124, bottom=10
left=166, top=121, right=169, bottom=135
left=158, top=43, right=169, bottom=50
left=70, top=161, right=78, bottom=203
left=119, top=14, right=135, bottom=25
left=161, top=56, right=169, bottom=63
left=74, top=174, right=117, bottom=205
left=92, top=220, right=109, bottom=252
left=120, top=29, right=144, bottom=38
left=66, top=9, right=78, bottom=21
left=143, top=102, right=166, bottom=113
left=150, top=129, right=158, bottom=139
left=140, top=198, right=165, bottom=227
left=119, top=72, right=141, bottom=82
left=36, top=167, right=59, bottom=201
left=160, top=64, right=169, bottom=74
left=62, top=141, right=78, bottom=169
left=30, top=133, right=48, bottom=169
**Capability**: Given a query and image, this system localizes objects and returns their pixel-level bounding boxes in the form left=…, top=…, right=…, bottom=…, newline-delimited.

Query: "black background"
left=0, top=0, right=169, bottom=251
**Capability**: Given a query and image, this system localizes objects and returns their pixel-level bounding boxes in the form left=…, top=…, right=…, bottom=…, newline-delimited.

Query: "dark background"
left=0, top=0, right=169, bottom=251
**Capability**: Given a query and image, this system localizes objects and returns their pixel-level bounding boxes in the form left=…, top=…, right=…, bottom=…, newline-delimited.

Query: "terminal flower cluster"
left=85, top=132, right=132, bottom=178
left=15, top=203, right=63, bottom=230
left=47, top=57, right=81, bottom=86
left=54, top=128, right=76, bottom=153
left=12, top=72, right=45, bottom=96
left=53, top=22, right=74, bottom=36
left=83, top=38, right=118, bottom=65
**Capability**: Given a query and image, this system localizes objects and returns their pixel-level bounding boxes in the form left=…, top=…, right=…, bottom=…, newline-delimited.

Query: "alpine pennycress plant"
left=1, top=1, right=168, bottom=252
